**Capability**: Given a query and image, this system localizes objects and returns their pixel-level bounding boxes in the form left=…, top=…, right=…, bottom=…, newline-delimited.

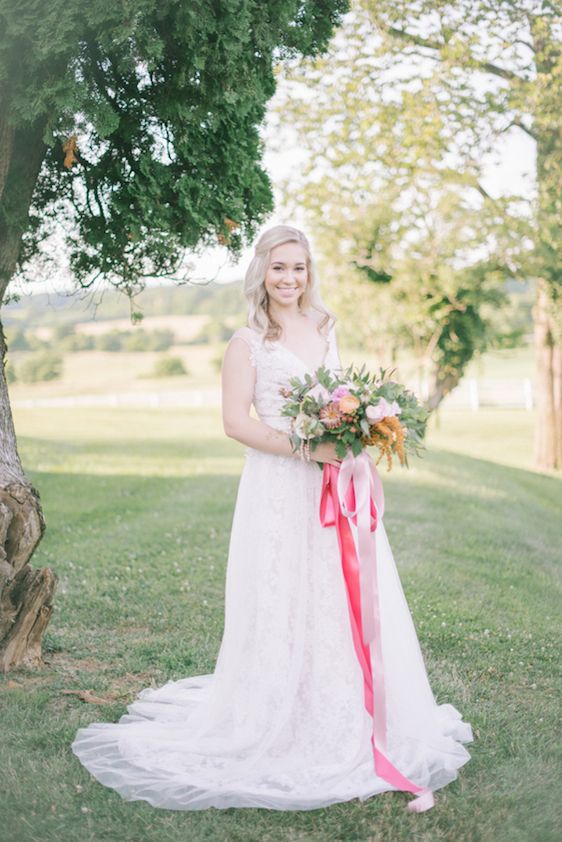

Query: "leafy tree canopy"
left=0, top=0, right=349, bottom=301
left=271, top=0, right=560, bottom=405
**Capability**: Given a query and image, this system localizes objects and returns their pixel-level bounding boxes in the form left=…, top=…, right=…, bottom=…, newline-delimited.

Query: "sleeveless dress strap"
left=228, top=327, right=258, bottom=368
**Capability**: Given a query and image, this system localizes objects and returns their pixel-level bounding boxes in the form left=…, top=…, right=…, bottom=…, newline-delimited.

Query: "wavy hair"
left=243, top=224, right=335, bottom=342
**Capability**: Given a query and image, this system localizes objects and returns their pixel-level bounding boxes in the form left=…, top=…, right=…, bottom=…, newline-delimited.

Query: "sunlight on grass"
left=2, top=401, right=560, bottom=842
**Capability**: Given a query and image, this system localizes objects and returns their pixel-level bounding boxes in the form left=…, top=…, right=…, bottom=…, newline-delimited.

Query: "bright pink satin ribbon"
left=319, top=449, right=435, bottom=813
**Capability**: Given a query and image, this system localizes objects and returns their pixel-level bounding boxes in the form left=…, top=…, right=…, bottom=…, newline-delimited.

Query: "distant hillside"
left=3, top=279, right=247, bottom=329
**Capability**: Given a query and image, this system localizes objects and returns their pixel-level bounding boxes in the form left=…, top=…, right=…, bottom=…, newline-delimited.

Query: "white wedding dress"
left=71, top=317, right=473, bottom=811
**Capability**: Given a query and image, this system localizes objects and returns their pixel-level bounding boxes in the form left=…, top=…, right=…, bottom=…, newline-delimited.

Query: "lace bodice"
left=228, top=316, right=343, bottom=435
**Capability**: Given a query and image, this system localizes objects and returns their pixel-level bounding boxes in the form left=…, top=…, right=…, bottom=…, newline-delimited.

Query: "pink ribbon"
left=320, top=449, right=435, bottom=813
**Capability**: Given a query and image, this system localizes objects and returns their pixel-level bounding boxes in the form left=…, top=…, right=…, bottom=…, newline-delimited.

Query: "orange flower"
left=360, top=415, right=407, bottom=471
left=338, top=395, right=360, bottom=413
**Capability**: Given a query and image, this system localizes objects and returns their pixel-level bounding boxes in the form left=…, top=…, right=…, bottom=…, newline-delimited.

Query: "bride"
left=71, top=224, right=473, bottom=812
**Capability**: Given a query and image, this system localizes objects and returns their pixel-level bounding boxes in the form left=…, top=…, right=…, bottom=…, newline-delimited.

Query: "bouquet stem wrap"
left=319, top=450, right=435, bottom=813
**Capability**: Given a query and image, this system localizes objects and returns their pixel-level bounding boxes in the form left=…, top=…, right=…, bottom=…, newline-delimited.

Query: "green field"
left=6, top=339, right=535, bottom=404
left=1, top=404, right=560, bottom=842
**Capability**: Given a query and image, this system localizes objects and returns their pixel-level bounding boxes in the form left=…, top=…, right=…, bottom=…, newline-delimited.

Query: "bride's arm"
left=221, top=336, right=297, bottom=458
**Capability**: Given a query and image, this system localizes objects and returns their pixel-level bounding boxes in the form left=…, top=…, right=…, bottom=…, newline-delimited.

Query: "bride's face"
left=263, top=242, right=308, bottom=308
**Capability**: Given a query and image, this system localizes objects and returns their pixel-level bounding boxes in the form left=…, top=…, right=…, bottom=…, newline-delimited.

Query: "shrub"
left=60, top=332, right=96, bottom=352
left=125, top=328, right=175, bottom=351
left=6, top=328, right=30, bottom=351
left=26, top=334, right=49, bottom=352
left=151, top=356, right=188, bottom=377
left=5, top=360, right=17, bottom=383
left=190, top=318, right=232, bottom=345
left=95, top=330, right=124, bottom=351
left=147, top=329, right=175, bottom=351
left=53, top=323, right=76, bottom=341
left=19, top=351, right=63, bottom=383
left=211, top=350, right=226, bottom=373
left=124, top=329, right=149, bottom=352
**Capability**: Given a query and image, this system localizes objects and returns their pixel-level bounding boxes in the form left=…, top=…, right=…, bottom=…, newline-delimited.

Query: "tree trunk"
left=0, top=113, right=55, bottom=672
left=532, top=280, right=562, bottom=471
left=530, top=17, right=562, bottom=471
left=425, top=367, right=460, bottom=412
left=0, top=320, right=55, bottom=673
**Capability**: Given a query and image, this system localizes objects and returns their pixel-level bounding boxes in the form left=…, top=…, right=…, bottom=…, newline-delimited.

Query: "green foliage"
left=18, top=351, right=63, bottom=382
left=89, top=327, right=175, bottom=351
left=280, top=362, right=429, bottom=464
left=52, top=322, right=75, bottom=341
left=95, top=329, right=123, bottom=352
left=46, top=322, right=99, bottom=352
left=0, top=0, right=350, bottom=301
left=190, top=318, right=233, bottom=345
left=273, top=0, right=561, bottom=403
left=3, top=281, right=248, bottom=328
left=26, top=333, right=49, bottom=352
left=5, top=327, right=30, bottom=350
left=4, top=358, right=16, bottom=382
left=195, top=282, right=249, bottom=317
left=150, top=355, right=188, bottom=378
left=210, top=349, right=226, bottom=373
left=59, top=332, right=96, bottom=352
left=123, top=328, right=174, bottom=352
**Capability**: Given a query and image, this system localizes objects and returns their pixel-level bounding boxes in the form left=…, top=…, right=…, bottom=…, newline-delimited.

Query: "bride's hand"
left=311, top=441, right=345, bottom=467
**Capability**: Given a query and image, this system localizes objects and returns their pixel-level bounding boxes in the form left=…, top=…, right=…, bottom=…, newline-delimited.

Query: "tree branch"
left=514, top=38, right=535, bottom=52
left=498, top=118, right=537, bottom=141
left=515, top=119, right=537, bottom=141
left=384, top=25, right=525, bottom=83
left=386, top=25, right=444, bottom=53
left=478, top=61, right=523, bottom=82
left=474, top=182, right=495, bottom=202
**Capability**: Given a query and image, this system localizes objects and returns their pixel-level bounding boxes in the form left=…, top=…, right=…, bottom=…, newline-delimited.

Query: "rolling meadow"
left=1, top=328, right=560, bottom=842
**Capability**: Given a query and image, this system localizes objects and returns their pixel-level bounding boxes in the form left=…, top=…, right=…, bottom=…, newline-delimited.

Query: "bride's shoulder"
left=227, top=324, right=265, bottom=353
left=226, top=326, right=259, bottom=368
left=229, top=325, right=255, bottom=345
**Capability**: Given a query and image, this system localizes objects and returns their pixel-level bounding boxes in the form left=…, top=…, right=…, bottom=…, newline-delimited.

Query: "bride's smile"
left=263, top=240, right=309, bottom=313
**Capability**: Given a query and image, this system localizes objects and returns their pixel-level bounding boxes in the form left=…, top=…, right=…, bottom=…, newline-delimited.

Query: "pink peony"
left=330, top=386, right=351, bottom=400
left=365, top=398, right=402, bottom=422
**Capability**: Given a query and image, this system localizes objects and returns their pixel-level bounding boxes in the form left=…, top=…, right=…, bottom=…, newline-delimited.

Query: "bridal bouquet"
left=280, top=362, right=436, bottom=811
left=279, top=362, right=429, bottom=470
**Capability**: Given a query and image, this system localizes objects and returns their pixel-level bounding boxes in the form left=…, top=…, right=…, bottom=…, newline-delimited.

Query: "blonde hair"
left=243, top=224, right=335, bottom=341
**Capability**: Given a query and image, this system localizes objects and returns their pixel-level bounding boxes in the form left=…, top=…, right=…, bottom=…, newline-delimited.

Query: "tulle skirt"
left=71, top=448, right=473, bottom=810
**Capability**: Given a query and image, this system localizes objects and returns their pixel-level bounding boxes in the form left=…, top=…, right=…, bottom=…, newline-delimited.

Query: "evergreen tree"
left=0, top=0, right=349, bottom=672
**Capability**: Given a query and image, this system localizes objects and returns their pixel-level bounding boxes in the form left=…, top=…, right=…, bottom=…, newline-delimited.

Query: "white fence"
left=12, top=379, right=534, bottom=410
left=12, top=388, right=223, bottom=409
left=418, top=378, right=534, bottom=410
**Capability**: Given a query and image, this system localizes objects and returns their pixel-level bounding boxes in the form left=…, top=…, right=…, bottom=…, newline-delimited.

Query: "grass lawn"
left=1, top=405, right=560, bottom=842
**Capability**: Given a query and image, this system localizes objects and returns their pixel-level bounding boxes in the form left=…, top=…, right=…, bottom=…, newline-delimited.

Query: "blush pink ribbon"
left=320, top=449, right=435, bottom=813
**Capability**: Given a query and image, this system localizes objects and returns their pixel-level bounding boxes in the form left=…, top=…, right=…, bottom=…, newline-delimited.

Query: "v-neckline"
left=274, top=327, right=331, bottom=374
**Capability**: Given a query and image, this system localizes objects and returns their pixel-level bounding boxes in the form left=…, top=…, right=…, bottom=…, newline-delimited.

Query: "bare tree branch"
left=384, top=25, right=525, bottom=83
left=498, top=118, right=537, bottom=141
